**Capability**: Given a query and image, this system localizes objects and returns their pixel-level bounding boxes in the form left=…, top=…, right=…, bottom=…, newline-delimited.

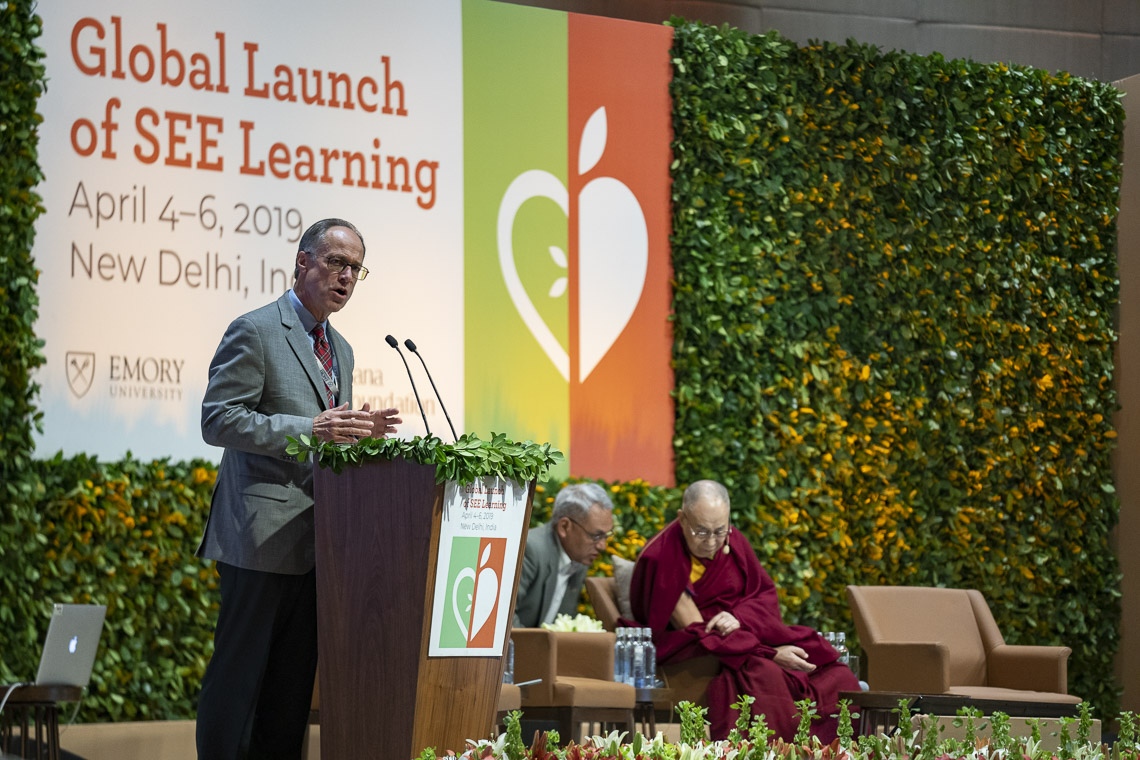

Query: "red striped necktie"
left=312, top=324, right=335, bottom=408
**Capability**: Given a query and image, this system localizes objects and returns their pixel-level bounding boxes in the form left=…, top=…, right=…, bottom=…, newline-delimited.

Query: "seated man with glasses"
left=513, top=482, right=615, bottom=628
left=630, top=480, right=857, bottom=743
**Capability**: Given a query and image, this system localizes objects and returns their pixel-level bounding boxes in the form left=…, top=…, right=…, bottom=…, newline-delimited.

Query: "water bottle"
left=623, top=629, right=636, bottom=684
left=503, top=637, right=515, bottom=684
left=631, top=628, right=647, bottom=688
left=834, top=631, right=850, bottom=668
left=613, top=628, right=629, bottom=683
left=642, top=628, right=657, bottom=688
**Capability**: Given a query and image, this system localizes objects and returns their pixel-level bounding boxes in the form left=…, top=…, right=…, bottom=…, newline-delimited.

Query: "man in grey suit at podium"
left=195, top=218, right=401, bottom=760
left=513, top=483, right=615, bottom=628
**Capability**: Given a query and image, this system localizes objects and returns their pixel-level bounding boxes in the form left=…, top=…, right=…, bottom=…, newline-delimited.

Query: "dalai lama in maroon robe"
left=630, top=480, right=858, bottom=743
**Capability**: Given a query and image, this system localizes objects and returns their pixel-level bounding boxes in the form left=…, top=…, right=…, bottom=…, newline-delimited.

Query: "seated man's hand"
left=773, top=645, right=816, bottom=672
left=704, top=611, right=741, bottom=636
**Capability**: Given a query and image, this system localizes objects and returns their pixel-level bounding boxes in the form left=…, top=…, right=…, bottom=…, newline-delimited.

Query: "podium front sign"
left=429, top=477, right=528, bottom=656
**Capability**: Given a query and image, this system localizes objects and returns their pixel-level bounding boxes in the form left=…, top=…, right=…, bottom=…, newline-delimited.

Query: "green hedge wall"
left=0, top=0, right=46, bottom=488
left=0, top=11, right=1126, bottom=724
left=0, top=457, right=219, bottom=721
left=668, top=22, right=1123, bottom=719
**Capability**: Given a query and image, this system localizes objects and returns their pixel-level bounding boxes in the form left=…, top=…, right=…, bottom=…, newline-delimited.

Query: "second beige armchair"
left=846, top=585, right=1080, bottom=704
left=512, top=628, right=636, bottom=744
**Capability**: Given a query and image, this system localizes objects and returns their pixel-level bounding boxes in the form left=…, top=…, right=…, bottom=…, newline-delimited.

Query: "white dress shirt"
left=541, top=542, right=577, bottom=624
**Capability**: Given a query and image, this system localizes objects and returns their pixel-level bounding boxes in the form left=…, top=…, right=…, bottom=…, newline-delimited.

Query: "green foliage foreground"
left=440, top=699, right=1131, bottom=760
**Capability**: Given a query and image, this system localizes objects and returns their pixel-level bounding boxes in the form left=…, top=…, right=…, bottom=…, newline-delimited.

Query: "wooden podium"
left=313, top=457, right=534, bottom=758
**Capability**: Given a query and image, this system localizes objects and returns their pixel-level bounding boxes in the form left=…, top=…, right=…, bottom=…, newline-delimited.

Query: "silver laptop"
left=34, top=603, right=106, bottom=687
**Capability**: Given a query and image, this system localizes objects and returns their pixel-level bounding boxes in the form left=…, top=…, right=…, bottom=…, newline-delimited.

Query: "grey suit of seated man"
left=513, top=482, right=615, bottom=628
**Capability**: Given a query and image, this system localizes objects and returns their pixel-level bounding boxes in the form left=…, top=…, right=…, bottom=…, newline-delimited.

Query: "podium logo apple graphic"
left=497, top=106, right=648, bottom=382
left=443, top=536, right=507, bottom=648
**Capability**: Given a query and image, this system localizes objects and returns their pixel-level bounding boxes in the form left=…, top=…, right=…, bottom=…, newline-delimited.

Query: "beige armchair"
left=498, top=682, right=521, bottom=713
left=512, top=628, right=635, bottom=743
left=496, top=682, right=522, bottom=734
left=846, top=585, right=1080, bottom=704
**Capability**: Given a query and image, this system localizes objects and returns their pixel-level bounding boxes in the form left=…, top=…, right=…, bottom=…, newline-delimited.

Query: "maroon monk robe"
left=629, top=520, right=859, bottom=742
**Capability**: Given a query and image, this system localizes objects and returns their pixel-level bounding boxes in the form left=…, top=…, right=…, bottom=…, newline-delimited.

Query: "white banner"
left=34, top=0, right=464, bottom=460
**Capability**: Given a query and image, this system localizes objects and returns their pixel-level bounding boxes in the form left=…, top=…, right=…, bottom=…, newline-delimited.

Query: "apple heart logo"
left=497, top=106, right=649, bottom=382
left=468, top=543, right=501, bottom=641
left=451, top=566, right=476, bottom=642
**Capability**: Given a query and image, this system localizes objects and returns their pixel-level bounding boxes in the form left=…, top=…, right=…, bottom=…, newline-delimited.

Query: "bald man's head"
left=679, top=480, right=731, bottom=559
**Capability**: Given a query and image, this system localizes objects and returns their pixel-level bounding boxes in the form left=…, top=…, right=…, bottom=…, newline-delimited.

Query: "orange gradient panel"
left=467, top=537, right=507, bottom=648
left=567, top=16, right=674, bottom=484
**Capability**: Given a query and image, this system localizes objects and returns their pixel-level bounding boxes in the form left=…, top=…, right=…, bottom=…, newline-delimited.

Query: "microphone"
left=385, top=334, right=431, bottom=436
left=404, top=338, right=458, bottom=442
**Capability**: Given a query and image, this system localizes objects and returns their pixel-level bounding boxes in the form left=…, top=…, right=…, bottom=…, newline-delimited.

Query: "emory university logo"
left=66, top=351, right=96, bottom=398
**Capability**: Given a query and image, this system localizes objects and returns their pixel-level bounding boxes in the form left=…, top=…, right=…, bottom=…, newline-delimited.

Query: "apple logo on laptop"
left=68, top=635, right=78, bottom=654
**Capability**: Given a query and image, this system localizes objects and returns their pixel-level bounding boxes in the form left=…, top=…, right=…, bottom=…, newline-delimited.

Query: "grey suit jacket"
left=196, top=292, right=353, bottom=575
left=513, top=522, right=588, bottom=628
